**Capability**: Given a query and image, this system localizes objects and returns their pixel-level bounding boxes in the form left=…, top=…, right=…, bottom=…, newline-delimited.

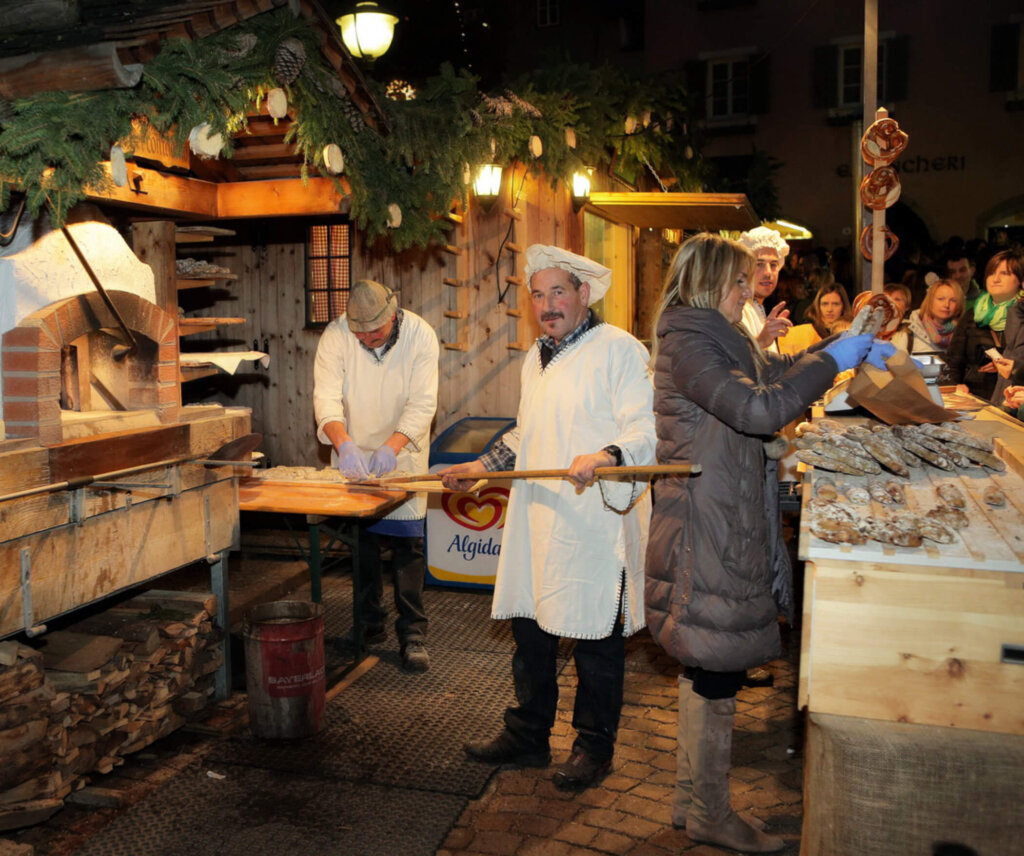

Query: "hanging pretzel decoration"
left=861, top=117, right=909, bottom=166
left=859, top=165, right=901, bottom=210
left=859, top=224, right=899, bottom=261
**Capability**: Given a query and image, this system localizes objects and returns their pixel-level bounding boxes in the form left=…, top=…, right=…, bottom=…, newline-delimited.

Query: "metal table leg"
left=209, top=549, right=231, bottom=701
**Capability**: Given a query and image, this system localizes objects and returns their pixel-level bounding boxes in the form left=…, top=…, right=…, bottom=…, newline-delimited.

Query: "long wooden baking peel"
left=350, top=463, right=700, bottom=489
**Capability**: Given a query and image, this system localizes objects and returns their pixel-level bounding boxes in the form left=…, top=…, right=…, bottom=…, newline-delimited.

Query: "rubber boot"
left=672, top=674, right=693, bottom=828
left=684, top=690, right=784, bottom=853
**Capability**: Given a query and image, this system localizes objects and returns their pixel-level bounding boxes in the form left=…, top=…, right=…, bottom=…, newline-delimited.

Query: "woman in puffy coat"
left=645, top=233, right=888, bottom=853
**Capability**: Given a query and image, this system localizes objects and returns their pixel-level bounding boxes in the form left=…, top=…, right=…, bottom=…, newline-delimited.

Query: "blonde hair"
left=650, top=232, right=756, bottom=364
left=919, top=278, right=965, bottom=323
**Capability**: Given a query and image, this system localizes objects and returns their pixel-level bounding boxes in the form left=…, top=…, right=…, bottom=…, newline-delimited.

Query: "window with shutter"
left=305, top=222, right=352, bottom=327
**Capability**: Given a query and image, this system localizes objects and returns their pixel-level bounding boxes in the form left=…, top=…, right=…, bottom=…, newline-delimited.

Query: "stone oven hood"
left=1, top=205, right=179, bottom=445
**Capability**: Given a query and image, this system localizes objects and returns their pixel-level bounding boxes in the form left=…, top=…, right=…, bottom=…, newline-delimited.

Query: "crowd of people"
left=313, top=228, right=1020, bottom=855
left=753, top=235, right=1024, bottom=419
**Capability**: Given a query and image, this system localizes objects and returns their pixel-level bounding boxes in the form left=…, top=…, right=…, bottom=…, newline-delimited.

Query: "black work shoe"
left=330, top=626, right=386, bottom=652
left=464, top=731, right=551, bottom=767
left=552, top=749, right=611, bottom=791
left=401, top=640, right=430, bottom=672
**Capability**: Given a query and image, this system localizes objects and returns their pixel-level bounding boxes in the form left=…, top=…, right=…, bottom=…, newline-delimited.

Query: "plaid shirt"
left=478, top=310, right=620, bottom=470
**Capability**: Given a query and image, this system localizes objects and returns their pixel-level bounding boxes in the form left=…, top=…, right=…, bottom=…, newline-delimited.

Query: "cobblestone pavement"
left=440, top=627, right=803, bottom=856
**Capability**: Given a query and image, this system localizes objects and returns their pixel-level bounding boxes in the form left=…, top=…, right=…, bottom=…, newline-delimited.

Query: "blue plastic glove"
left=865, top=339, right=897, bottom=370
left=367, top=445, right=398, bottom=477
left=822, top=333, right=874, bottom=372
left=335, top=441, right=370, bottom=479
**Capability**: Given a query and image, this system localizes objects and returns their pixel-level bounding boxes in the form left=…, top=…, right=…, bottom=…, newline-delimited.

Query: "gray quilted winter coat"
left=645, top=305, right=838, bottom=672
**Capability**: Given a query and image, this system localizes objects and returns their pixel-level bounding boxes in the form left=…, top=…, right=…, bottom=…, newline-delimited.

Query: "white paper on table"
left=179, top=350, right=270, bottom=374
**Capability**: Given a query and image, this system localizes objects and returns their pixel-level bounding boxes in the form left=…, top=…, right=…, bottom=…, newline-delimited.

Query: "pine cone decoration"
left=273, top=37, right=306, bottom=85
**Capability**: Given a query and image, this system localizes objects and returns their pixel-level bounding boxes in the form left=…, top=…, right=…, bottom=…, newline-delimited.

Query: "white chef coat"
left=313, top=309, right=439, bottom=521
left=492, top=323, right=655, bottom=639
left=740, top=299, right=780, bottom=354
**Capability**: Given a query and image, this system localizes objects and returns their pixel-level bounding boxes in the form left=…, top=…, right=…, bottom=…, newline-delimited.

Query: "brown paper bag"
left=845, top=349, right=961, bottom=424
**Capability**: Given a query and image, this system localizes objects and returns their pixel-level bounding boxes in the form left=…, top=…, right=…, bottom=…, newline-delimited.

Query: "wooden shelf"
left=175, top=226, right=236, bottom=244
left=179, top=364, right=220, bottom=382
left=177, top=317, right=246, bottom=336
left=177, top=273, right=238, bottom=291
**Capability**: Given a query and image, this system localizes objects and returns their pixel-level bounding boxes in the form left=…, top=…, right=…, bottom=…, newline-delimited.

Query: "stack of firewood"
left=0, top=590, right=223, bottom=831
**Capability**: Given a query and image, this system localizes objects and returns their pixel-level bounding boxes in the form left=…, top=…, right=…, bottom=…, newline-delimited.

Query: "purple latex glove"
left=335, top=441, right=370, bottom=479
left=367, top=445, right=398, bottom=477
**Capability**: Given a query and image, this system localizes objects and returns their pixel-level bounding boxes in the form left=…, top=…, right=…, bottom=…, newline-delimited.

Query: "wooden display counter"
left=797, top=401, right=1024, bottom=856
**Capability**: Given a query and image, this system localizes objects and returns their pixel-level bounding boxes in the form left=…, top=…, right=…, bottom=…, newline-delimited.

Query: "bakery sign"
left=426, top=484, right=509, bottom=588
left=836, top=154, right=966, bottom=178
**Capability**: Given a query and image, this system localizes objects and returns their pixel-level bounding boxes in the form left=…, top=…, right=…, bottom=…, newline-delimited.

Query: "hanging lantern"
left=337, top=2, right=399, bottom=61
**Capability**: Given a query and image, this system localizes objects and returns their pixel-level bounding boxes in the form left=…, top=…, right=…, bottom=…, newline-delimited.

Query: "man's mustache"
left=541, top=312, right=564, bottom=322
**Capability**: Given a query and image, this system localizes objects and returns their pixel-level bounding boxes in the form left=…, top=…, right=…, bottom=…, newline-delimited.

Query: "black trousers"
left=354, top=529, right=427, bottom=644
left=503, top=616, right=624, bottom=762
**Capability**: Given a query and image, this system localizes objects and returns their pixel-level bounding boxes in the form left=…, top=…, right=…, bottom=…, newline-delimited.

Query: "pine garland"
left=0, top=9, right=707, bottom=250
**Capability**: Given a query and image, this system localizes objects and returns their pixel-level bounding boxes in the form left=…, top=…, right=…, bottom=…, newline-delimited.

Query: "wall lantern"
left=472, top=163, right=503, bottom=212
left=571, top=168, right=592, bottom=213
left=337, top=1, right=399, bottom=60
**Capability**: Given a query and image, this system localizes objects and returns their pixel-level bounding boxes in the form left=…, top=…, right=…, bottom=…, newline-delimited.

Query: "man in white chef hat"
left=737, top=225, right=793, bottom=353
left=313, top=279, right=440, bottom=672
left=440, top=245, right=655, bottom=791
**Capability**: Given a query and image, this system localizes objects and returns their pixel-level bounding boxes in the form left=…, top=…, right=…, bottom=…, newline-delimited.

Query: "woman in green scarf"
left=942, top=249, right=1024, bottom=400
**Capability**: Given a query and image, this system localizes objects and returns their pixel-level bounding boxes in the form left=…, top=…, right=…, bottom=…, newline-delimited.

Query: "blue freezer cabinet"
left=425, top=417, right=515, bottom=590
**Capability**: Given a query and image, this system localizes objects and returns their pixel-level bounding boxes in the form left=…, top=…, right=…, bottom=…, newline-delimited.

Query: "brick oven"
left=0, top=205, right=249, bottom=662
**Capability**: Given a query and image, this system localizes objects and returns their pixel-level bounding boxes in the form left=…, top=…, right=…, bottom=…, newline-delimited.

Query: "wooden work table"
left=237, top=478, right=409, bottom=666
left=796, top=399, right=1024, bottom=855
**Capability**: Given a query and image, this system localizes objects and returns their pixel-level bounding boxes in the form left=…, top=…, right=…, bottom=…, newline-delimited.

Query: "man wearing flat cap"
left=738, top=226, right=793, bottom=353
left=441, top=245, right=655, bottom=791
left=314, top=279, right=439, bottom=671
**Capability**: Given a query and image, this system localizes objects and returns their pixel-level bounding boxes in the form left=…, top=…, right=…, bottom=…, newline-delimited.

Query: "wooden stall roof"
left=585, top=192, right=759, bottom=232
left=1, top=0, right=383, bottom=215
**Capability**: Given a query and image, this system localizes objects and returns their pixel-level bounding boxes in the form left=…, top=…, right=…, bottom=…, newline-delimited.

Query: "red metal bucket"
left=243, top=601, right=326, bottom=739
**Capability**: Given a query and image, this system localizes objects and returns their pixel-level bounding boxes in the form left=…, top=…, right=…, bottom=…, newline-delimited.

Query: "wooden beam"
left=216, top=177, right=350, bottom=218
left=87, top=164, right=219, bottom=218
left=0, top=43, right=142, bottom=100
left=230, top=143, right=300, bottom=162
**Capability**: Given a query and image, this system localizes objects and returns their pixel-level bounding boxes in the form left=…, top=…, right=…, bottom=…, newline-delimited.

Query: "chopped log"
left=0, top=741, right=53, bottom=791
left=0, top=662, right=44, bottom=709
left=70, top=614, right=162, bottom=651
left=0, top=43, right=143, bottom=101
left=0, top=643, right=18, bottom=668
left=38, top=632, right=122, bottom=674
left=0, top=721, right=47, bottom=756
left=0, top=798, right=64, bottom=833
left=0, top=773, right=66, bottom=807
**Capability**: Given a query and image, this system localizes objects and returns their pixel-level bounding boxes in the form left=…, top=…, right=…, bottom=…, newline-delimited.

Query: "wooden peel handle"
left=370, top=463, right=700, bottom=485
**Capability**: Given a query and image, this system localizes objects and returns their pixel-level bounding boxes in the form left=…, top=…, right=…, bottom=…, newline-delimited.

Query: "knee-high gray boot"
left=684, top=690, right=784, bottom=853
left=672, top=674, right=693, bottom=827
